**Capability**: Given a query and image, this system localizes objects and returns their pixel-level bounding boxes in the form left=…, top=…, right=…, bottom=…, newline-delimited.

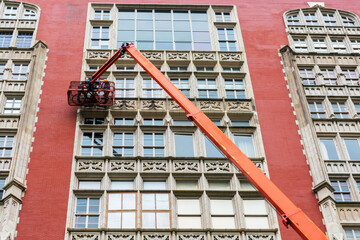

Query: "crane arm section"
left=122, top=43, right=328, bottom=240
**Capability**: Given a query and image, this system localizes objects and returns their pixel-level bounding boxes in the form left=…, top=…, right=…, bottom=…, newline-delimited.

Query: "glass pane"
left=319, top=139, right=339, bottom=160
left=108, top=194, right=122, bottom=210
left=156, top=194, right=169, bottom=210
left=212, top=217, right=235, bottom=228
left=344, top=139, right=360, bottom=160
left=111, top=181, right=134, bottom=190
left=142, top=194, right=155, bottom=210
left=175, top=134, right=194, bottom=157
left=245, top=217, right=269, bottom=229
left=123, top=212, right=136, bottom=228
left=178, top=217, right=201, bottom=228
left=234, top=135, right=255, bottom=158
left=178, top=199, right=200, bottom=214
left=205, top=136, right=223, bottom=157
left=243, top=200, right=267, bottom=214
left=123, top=193, right=136, bottom=209
left=142, top=212, right=155, bottom=228
left=174, top=31, right=191, bottom=41
left=108, top=212, right=121, bottom=228
left=157, top=212, right=170, bottom=228
left=210, top=199, right=233, bottom=215
left=176, top=181, right=198, bottom=190
left=208, top=181, right=230, bottom=190
left=144, top=181, right=166, bottom=190
left=79, top=181, right=101, bottom=189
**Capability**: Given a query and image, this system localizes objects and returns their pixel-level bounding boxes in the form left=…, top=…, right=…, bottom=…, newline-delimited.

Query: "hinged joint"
left=281, top=208, right=302, bottom=228
left=186, top=110, right=202, bottom=121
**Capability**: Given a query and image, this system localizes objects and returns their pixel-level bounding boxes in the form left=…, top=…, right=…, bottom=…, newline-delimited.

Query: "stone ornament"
left=199, top=101, right=222, bottom=111
left=219, top=53, right=241, bottom=61
left=78, top=160, right=103, bottom=171
left=113, top=100, right=137, bottom=110
left=205, top=161, right=230, bottom=173
left=227, top=101, right=251, bottom=111
left=247, top=234, right=274, bottom=240
left=178, top=234, right=205, bottom=240
left=193, top=53, right=215, bottom=60
left=142, top=100, right=165, bottom=110
left=169, top=100, right=182, bottom=110
left=142, top=52, right=163, bottom=60
left=167, top=52, right=189, bottom=60
left=143, top=234, right=170, bottom=240
left=108, top=234, right=135, bottom=240
left=142, top=161, right=167, bottom=172
left=88, top=51, right=111, bottom=59
left=110, top=161, right=136, bottom=172
left=174, top=161, right=199, bottom=172
left=213, top=234, right=239, bottom=240
left=72, top=234, right=99, bottom=240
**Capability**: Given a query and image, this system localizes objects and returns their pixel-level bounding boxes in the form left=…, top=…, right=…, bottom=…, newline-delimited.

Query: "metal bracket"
left=281, top=208, right=302, bottom=228
left=186, top=110, right=202, bottom=121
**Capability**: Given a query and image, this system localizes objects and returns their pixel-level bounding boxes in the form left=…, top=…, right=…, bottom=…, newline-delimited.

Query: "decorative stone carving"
left=219, top=53, right=241, bottom=61
left=169, top=100, right=182, bottom=110
left=0, top=159, right=11, bottom=170
left=174, top=161, right=199, bottom=172
left=72, top=234, right=99, bottom=240
left=178, top=234, right=205, bottom=240
left=227, top=101, right=251, bottom=111
left=78, top=160, right=103, bottom=172
left=247, top=234, right=274, bottom=240
left=143, top=234, right=170, bottom=240
left=205, top=161, right=230, bottom=173
left=167, top=52, right=189, bottom=60
left=108, top=234, right=135, bottom=240
left=142, top=161, right=167, bottom=172
left=142, top=52, right=163, bottom=60
left=338, top=206, right=360, bottom=223
left=110, top=161, right=136, bottom=172
left=88, top=51, right=110, bottom=59
left=199, top=101, right=222, bottom=111
left=142, top=100, right=165, bottom=110
left=193, top=52, right=215, bottom=60
left=213, top=234, right=239, bottom=240
left=113, top=100, right=137, bottom=110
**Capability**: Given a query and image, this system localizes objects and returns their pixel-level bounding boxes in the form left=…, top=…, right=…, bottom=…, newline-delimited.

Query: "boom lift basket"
left=67, top=80, right=115, bottom=107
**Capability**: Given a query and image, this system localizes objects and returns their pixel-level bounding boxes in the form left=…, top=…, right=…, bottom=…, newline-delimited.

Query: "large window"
left=143, top=78, right=163, bottom=98
left=141, top=193, right=170, bottom=228
left=198, top=78, right=217, bottom=98
left=287, top=14, right=299, bottom=25
left=321, top=68, right=337, bottom=85
left=331, top=102, right=349, bottom=118
left=342, top=15, right=355, bottom=26
left=94, top=10, right=110, bottom=20
left=170, top=78, right=190, bottom=98
left=234, top=135, right=256, bottom=158
left=299, top=68, right=315, bottom=85
left=0, top=178, right=5, bottom=199
left=293, top=38, right=308, bottom=52
left=4, top=6, right=17, bottom=18
left=218, top=28, right=236, bottom=51
left=23, top=9, right=36, bottom=19
left=0, top=32, right=12, bottom=48
left=177, top=198, right=201, bottom=228
left=243, top=199, right=269, bottom=229
left=304, top=12, right=318, bottom=25
left=210, top=199, right=235, bottom=228
left=91, top=26, right=109, bottom=49
left=224, top=79, right=245, bottom=99
left=0, top=63, right=5, bottom=80
left=107, top=193, right=136, bottom=228
left=81, top=132, right=103, bottom=156
left=215, top=12, right=231, bottom=22
left=0, top=136, right=14, bottom=157
left=117, top=10, right=211, bottom=50
left=350, top=39, right=360, bottom=53
left=113, top=132, right=134, bottom=157
left=12, top=64, right=28, bottom=81
left=344, top=139, right=360, bottom=160
left=115, top=77, right=135, bottom=97
left=308, top=101, right=326, bottom=118
left=331, top=39, right=347, bottom=53
left=74, top=198, right=100, bottom=228
left=143, top=133, right=164, bottom=157
left=323, top=13, right=336, bottom=26
left=331, top=180, right=351, bottom=202
left=319, top=138, right=339, bottom=160
left=4, top=97, right=22, bottom=114
left=175, top=134, right=194, bottom=157
left=205, top=136, right=223, bottom=157
left=345, top=229, right=360, bottom=240
left=342, top=69, right=359, bottom=85
left=313, top=38, right=327, bottom=53
left=16, top=32, right=32, bottom=48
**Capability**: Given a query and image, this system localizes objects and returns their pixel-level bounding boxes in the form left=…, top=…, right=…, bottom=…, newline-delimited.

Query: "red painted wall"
left=15, top=0, right=360, bottom=239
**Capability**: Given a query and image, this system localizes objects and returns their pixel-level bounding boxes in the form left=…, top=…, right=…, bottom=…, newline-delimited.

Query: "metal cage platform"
left=67, top=80, right=115, bottom=107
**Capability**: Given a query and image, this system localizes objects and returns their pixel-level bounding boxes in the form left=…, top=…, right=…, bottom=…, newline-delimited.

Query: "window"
left=79, top=181, right=101, bottom=190
left=4, top=97, right=22, bottom=114
left=177, top=199, right=201, bottom=228
left=84, top=118, right=104, bottom=125
left=293, top=38, right=308, bottom=52
left=175, top=134, right=194, bottom=157
left=218, top=28, right=236, bottom=51
left=143, top=78, right=163, bottom=98
left=88, top=65, right=100, bottom=71
left=299, top=68, right=315, bottom=85
left=0, top=178, right=5, bottom=199
left=287, top=14, right=299, bottom=25
left=170, top=66, right=187, bottom=72
left=234, top=135, right=256, bottom=158
left=345, top=229, right=360, bottom=240
left=231, top=120, right=250, bottom=126
left=319, top=138, right=339, bottom=160
left=215, top=12, right=231, bottom=22
left=205, top=136, right=223, bottom=157
left=176, top=181, right=197, bottom=190
left=331, top=180, right=351, bottom=202
left=225, top=79, right=245, bottom=99
left=4, top=6, right=17, bottom=18
left=141, top=193, right=170, bottom=228
left=208, top=181, right=230, bottom=190
left=113, top=132, right=134, bottom=157
left=143, top=181, right=166, bottom=190
left=116, top=65, right=135, bottom=71
left=91, top=26, right=109, bottom=49
left=114, top=118, right=134, bottom=125
left=0, top=32, right=13, bottom=48
left=0, top=136, right=14, bottom=157
left=313, top=38, right=327, bottom=53
left=308, top=101, right=326, bottom=118
left=323, top=13, right=336, bottom=26
left=350, top=39, right=360, bottom=53
left=304, top=13, right=318, bottom=25
left=74, top=198, right=100, bottom=228
left=16, top=32, right=32, bottom=48
left=173, top=119, right=193, bottom=126
left=320, top=68, right=337, bottom=85
left=223, top=67, right=240, bottom=72
left=81, top=132, right=103, bottom=156
left=117, top=10, right=211, bottom=50
left=331, top=39, right=347, bottom=53
left=355, top=103, right=360, bottom=115
left=196, top=66, right=214, bottom=72
left=342, top=15, right=355, bottom=26
left=210, top=199, right=235, bottom=228
left=143, top=133, right=164, bottom=157
left=94, top=10, right=110, bottom=20
left=343, top=69, right=359, bottom=85
left=331, top=102, right=349, bottom=118
left=344, top=139, right=360, bottom=160
left=240, top=180, right=256, bottom=191
left=143, top=118, right=163, bottom=125
left=243, top=199, right=269, bottom=229
left=23, top=9, right=36, bottom=19
left=115, top=77, right=135, bottom=98
left=0, top=63, right=5, bottom=80
left=357, top=181, right=360, bottom=192
left=198, top=78, right=217, bottom=98
left=107, top=193, right=136, bottom=228
left=111, top=181, right=134, bottom=190
left=170, top=78, right=190, bottom=97
left=12, top=63, right=28, bottom=81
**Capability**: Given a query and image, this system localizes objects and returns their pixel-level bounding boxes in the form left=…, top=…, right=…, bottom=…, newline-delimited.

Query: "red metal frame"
left=68, top=43, right=329, bottom=239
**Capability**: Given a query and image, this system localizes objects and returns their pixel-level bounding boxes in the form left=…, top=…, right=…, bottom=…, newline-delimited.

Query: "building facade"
left=0, top=0, right=356, bottom=240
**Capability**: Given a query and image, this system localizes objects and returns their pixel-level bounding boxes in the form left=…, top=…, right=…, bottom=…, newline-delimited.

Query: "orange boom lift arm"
left=67, top=43, right=329, bottom=240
